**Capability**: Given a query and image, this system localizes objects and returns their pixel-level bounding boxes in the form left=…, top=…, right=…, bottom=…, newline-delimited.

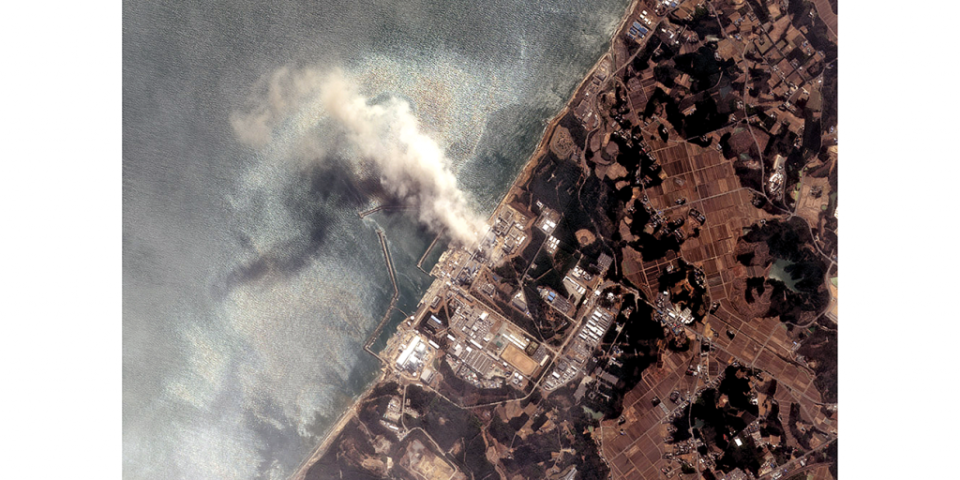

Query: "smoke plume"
left=231, top=68, right=485, bottom=246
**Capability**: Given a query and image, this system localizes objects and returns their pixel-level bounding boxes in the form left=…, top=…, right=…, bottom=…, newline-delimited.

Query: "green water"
left=768, top=258, right=800, bottom=292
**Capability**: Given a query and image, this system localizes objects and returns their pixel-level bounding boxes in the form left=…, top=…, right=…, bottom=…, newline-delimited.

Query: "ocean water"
left=122, top=1, right=629, bottom=479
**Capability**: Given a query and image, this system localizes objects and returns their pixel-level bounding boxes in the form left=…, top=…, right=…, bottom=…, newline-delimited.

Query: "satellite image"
left=123, top=0, right=838, bottom=479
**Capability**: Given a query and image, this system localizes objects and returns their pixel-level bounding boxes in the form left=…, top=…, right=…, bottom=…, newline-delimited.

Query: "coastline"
left=287, top=2, right=641, bottom=479
left=489, top=0, right=640, bottom=216
left=289, top=369, right=386, bottom=480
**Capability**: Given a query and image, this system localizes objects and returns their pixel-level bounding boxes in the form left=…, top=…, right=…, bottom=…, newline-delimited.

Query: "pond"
left=768, top=258, right=800, bottom=293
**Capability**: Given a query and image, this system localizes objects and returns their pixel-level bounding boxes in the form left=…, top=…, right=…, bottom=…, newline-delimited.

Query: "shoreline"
left=287, top=2, right=641, bottom=478
left=289, top=368, right=387, bottom=480
left=489, top=0, right=640, bottom=217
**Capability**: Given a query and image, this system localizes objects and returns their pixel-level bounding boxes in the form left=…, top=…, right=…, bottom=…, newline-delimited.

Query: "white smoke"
left=231, top=67, right=485, bottom=246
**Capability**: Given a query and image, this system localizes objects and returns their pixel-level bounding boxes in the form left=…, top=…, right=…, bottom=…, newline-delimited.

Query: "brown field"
left=810, top=0, right=838, bottom=42
left=599, top=345, right=699, bottom=477
left=400, top=439, right=456, bottom=480
left=795, top=177, right=831, bottom=227
left=549, top=126, right=576, bottom=159
left=501, top=343, right=538, bottom=376
left=620, top=246, right=648, bottom=292
left=828, top=282, right=838, bottom=320
left=576, top=228, right=597, bottom=246
left=634, top=138, right=778, bottom=305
